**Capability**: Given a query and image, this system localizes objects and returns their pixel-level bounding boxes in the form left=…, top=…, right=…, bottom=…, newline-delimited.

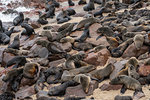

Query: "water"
left=0, top=0, right=33, bottom=22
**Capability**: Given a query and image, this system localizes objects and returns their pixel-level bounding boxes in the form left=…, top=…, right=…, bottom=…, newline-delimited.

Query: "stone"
left=59, top=42, right=72, bottom=52
left=122, top=0, right=131, bottom=4
left=0, top=48, right=5, bottom=63
left=38, top=47, right=49, bottom=58
left=100, top=83, right=122, bottom=91
left=28, top=44, right=43, bottom=58
left=37, top=58, right=49, bottom=66
left=16, top=85, right=36, bottom=99
left=20, top=35, right=41, bottom=50
left=36, top=91, right=48, bottom=99
left=122, top=43, right=149, bottom=58
left=41, top=30, right=52, bottom=41
left=49, top=58, right=66, bottom=68
left=30, top=21, right=41, bottom=29
left=84, top=48, right=111, bottom=66
left=1, top=52, right=15, bottom=67
left=138, top=65, right=150, bottom=76
left=65, top=81, right=98, bottom=97
left=110, top=59, right=128, bottom=80
left=20, top=77, right=37, bottom=87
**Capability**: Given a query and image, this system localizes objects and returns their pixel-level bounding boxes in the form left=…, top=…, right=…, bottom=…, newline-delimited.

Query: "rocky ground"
left=0, top=0, right=150, bottom=100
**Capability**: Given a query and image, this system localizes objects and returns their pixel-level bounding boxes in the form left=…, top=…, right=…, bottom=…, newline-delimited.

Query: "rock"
left=0, top=76, right=5, bottom=94
left=100, top=83, right=122, bottom=91
left=30, top=21, right=41, bottom=29
left=0, top=48, right=5, bottom=63
left=38, top=47, right=49, bottom=58
left=133, top=92, right=145, bottom=100
left=110, top=59, right=128, bottom=80
left=20, top=77, right=37, bottom=86
left=138, top=65, right=150, bottom=76
left=122, top=43, right=149, bottom=58
left=37, top=58, right=49, bottom=66
left=28, top=44, right=43, bottom=57
left=1, top=52, right=15, bottom=67
left=122, top=0, right=131, bottom=4
left=16, top=85, right=36, bottom=99
left=36, top=91, right=48, bottom=99
left=20, top=35, right=41, bottom=50
left=59, top=42, right=72, bottom=52
left=65, top=81, right=98, bottom=97
left=41, top=30, right=52, bottom=41
left=49, top=58, right=66, bottom=68
left=84, top=48, right=111, bottom=66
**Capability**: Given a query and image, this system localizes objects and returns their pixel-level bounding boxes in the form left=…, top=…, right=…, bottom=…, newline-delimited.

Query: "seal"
left=110, top=75, right=143, bottom=95
left=5, top=27, right=14, bottom=37
left=8, top=35, right=20, bottom=50
left=83, top=0, right=95, bottom=11
left=133, top=34, right=144, bottom=50
left=21, top=23, right=35, bottom=40
left=48, top=80, right=79, bottom=96
left=128, top=64, right=140, bottom=79
left=23, top=62, right=39, bottom=79
left=0, top=20, right=7, bottom=32
left=60, top=36, right=75, bottom=43
left=73, top=74, right=91, bottom=93
left=13, top=12, right=24, bottom=26
left=64, top=52, right=87, bottom=69
left=61, top=65, right=95, bottom=82
left=68, top=0, right=75, bottom=6
left=45, top=4, right=55, bottom=18
left=2, top=67, right=23, bottom=92
left=0, top=92, right=15, bottom=100
left=75, top=23, right=91, bottom=42
left=66, top=8, right=76, bottom=16
left=5, top=56, right=27, bottom=68
left=56, top=9, right=71, bottom=24
left=94, top=7, right=105, bottom=17
left=73, top=42, right=94, bottom=51
left=78, top=0, right=87, bottom=5
left=114, top=95, right=132, bottom=100
left=0, top=33, right=10, bottom=44
left=88, top=63, right=115, bottom=82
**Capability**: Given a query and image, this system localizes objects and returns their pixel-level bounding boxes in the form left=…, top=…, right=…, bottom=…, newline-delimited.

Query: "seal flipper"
left=120, top=85, right=127, bottom=94
left=96, top=35, right=102, bottom=40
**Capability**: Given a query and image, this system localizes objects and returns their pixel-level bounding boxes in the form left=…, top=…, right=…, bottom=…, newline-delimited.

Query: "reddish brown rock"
left=100, top=83, right=122, bottom=91
left=59, top=42, right=72, bottom=52
left=138, top=65, right=150, bottom=76
left=110, top=59, right=128, bottom=80
left=49, top=58, right=66, bottom=68
left=28, top=44, right=43, bottom=57
left=122, top=0, right=132, bottom=4
left=65, top=81, right=98, bottom=97
left=84, top=48, right=111, bottom=66
left=0, top=48, right=5, bottom=63
left=1, top=52, right=15, bottom=67
left=122, top=43, right=149, bottom=58
left=16, top=85, right=36, bottom=99
left=30, top=21, right=41, bottom=29
left=20, top=77, right=37, bottom=87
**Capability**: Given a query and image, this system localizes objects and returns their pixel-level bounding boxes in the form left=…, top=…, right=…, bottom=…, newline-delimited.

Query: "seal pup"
left=4, top=27, right=14, bottom=37
left=0, top=20, right=7, bottom=32
left=78, top=0, right=87, bottom=5
left=37, top=11, right=48, bottom=25
left=73, top=42, right=94, bottom=51
left=133, top=34, right=144, bottom=50
left=13, top=12, right=24, bottom=26
left=66, top=8, right=76, bottom=16
left=47, top=0, right=60, bottom=8
left=110, top=75, right=143, bottom=95
left=8, top=35, right=20, bottom=50
left=64, top=52, right=87, bottom=69
left=88, top=63, right=115, bottom=82
left=94, top=7, right=105, bottom=17
left=45, top=4, right=55, bottom=18
left=73, top=74, right=91, bottom=93
left=60, top=36, right=75, bottom=43
left=128, top=64, right=140, bottom=79
left=5, top=56, right=27, bottom=68
left=68, top=0, right=75, bottom=6
left=75, top=23, right=91, bottom=42
left=21, top=23, right=35, bottom=40
left=56, top=9, right=71, bottom=24
left=0, top=33, right=10, bottom=44
left=48, top=80, right=79, bottom=96
left=23, top=62, right=39, bottom=79
left=83, top=0, right=95, bottom=11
